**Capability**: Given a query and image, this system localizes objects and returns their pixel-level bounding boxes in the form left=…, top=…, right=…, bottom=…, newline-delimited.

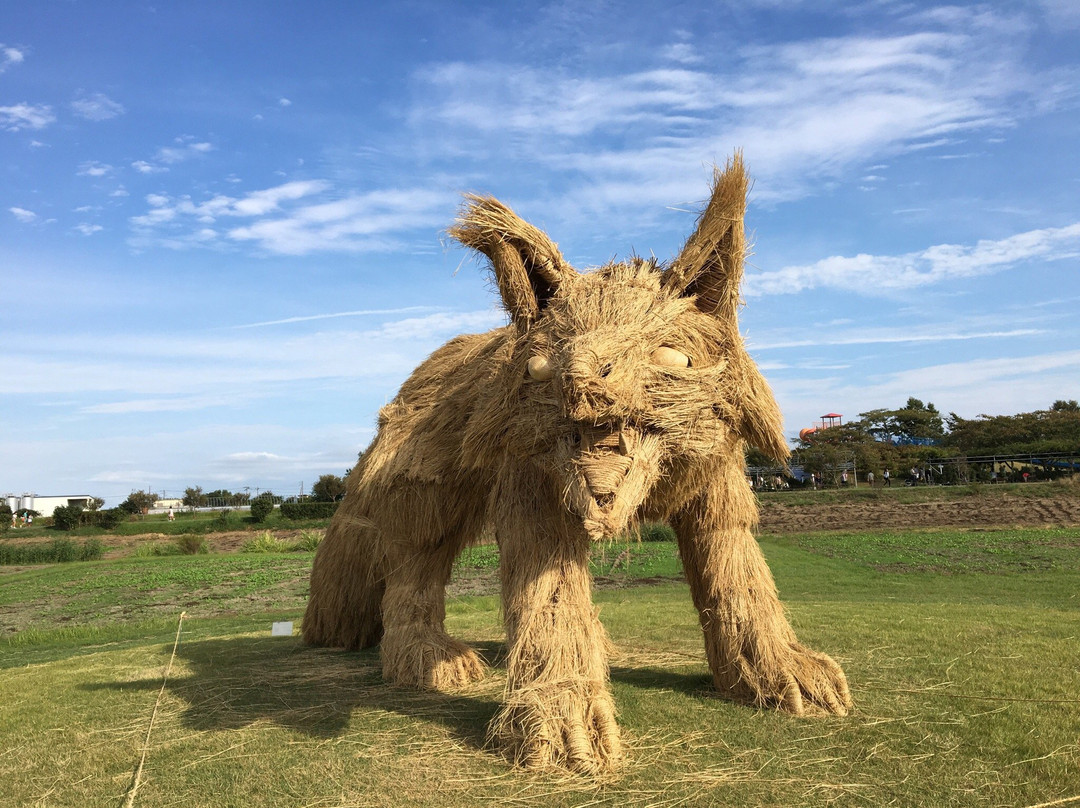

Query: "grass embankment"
left=1, top=506, right=327, bottom=543
left=1, top=527, right=1078, bottom=807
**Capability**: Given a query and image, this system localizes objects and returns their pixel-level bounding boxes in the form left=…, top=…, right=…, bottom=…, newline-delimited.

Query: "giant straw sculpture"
left=303, top=154, right=852, bottom=772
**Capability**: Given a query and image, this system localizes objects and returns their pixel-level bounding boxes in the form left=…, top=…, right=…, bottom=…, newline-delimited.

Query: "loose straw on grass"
left=122, top=610, right=186, bottom=808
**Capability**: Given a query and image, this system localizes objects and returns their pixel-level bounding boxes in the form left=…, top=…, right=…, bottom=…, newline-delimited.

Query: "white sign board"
left=271, top=621, right=294, bottom=637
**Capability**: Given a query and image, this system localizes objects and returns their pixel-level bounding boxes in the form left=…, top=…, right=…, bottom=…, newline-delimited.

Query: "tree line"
left=762, top=398, right=1080, bottom=484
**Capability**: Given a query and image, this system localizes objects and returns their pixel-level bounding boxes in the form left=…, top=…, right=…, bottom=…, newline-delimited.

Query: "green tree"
left=860, top=398, right=945, bottom=445
left=183, top=486, right=208, bottom=509
left=794, top=421, right=891, bottom=484
left=311, top=474, right=346, bottom=502
left=946, top=403, right=1080, bottom=455
left=118, top=490, right=157, bottom=515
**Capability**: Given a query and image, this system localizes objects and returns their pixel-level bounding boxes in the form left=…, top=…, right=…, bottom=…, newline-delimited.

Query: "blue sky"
left=2, top=1, right=1078, bottom=505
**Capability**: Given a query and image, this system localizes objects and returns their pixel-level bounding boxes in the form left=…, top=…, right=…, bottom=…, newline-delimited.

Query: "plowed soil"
left=758, top=489, right=1080, bottom=533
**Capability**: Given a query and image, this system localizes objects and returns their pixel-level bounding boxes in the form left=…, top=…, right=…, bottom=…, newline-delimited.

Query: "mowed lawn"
left=1, top=528, right=1078, bottom=808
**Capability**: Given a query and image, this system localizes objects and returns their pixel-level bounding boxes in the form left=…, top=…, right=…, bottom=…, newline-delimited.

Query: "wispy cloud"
left=776, top=348, right=1080, bottom=433
left=130, top=180, right=454, bottom=255
left=744, top=222, right=1080, bottom=296
left=0, top=44, right=25, bottom=73
left=71, top=92, right=125, bottom=121
left=1, top=309, right=503, bottom=397
left=156, top=138, right=213, bottom=164
left=131, top=160, right=166, bottom=174
left=77, top=161, right=114, bottom=177
left=131, top=136, right=213, bottom=174
left=232, top=306, right=436, bottom=329
left=0, top=102, right=55, bottom=131
left=9, top=206, right=36, bottom=223
left=750, top=327, right=1044, bottom=351
left=408, top=10, right=1049, bottom=206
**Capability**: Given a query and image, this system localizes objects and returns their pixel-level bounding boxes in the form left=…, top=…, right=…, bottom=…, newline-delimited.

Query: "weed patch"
left=0, top=537, right=104, bottom=566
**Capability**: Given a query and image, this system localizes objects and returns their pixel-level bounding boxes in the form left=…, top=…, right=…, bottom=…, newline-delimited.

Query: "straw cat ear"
left=449, top=195, right=575, bottom=329
left=664, top=152, right=749, bottom=321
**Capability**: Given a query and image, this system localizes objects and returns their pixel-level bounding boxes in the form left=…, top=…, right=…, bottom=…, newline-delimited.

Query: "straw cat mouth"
left=561, top=425, right=664, bottom=539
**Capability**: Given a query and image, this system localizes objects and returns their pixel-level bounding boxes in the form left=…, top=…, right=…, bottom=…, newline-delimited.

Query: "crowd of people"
left=750, top=461, right=1050, bottom=491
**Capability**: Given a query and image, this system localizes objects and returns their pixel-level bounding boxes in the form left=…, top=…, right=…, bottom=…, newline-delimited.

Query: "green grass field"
left=1, top=526, right=1078, bottom=807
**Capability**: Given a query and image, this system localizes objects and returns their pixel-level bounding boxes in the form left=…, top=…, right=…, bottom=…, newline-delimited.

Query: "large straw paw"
left=381, top=632, right=486, bottom=690
left=490, top=681, right=622, bottom=774
left=734, top=642, right=852, bottom=717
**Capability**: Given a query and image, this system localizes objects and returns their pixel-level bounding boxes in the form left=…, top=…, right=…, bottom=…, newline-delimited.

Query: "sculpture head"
left=455, top=154, right=788, bottom=539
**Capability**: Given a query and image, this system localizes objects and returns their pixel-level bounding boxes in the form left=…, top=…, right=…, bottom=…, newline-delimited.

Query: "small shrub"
left=79, top=538, right=105, bottom=561
left=293, top=530, right=323, bottom=551
left=175, top=535, right=208, bottom=555
left=249, top=496, right=274, bottom=523
left=51, top=505, right=84, bottom=531
left=215, top=509, right=232, bottom=528
left=133, top=541, right=182, bottom=558
left=637, top=522, right=676, bottom=542
left=93, top=508, right=126, bottom=529
left=51, top=538, right=78, bottom=562
left=241, top=531, right=290, bottom=553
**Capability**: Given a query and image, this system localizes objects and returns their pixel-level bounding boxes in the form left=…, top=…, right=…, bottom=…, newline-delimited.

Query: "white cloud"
left=132, top=160, right=166, bottom=174
left=77, top=161, right=113, bottom=177
left=130, top=180, right=453, bottom=255
left=9, top=206, right=36, bottom=223
left=278, top=97, right=292, bottom=106
left=750, top=327, right=1044, bottom=351
left=1038, top=0, right=1080, bottom=28
left=74, top=223, right=104, bottom=236
left=71, top=92, right=125, bottom=121
left=744, top=222, right=1080, bottom=296
left=0, top=102, right=55, bottom=131
left=0, top=44, right=25, bottom=73
left=132, top=137, right=213, bottom=174
left=82, top=393, right=240, bottom=414
left=0, top=309, right=502, bottom=397
left=233, top=306, right=435, bottom=329
left=660, top=42, right=701, bottom=64
left=408, top=11, right=1047, bottom=204
left=156, top=138, right=213, bottom=164
left=775, top=349, right=1080, bottom=435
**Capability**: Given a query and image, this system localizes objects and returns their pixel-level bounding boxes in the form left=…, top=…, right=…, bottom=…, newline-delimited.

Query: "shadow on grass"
left=83, top=636, right=507, bottom=752
left=83, top=634, right=720, bottom=761
left=610, top=664, right=713, bottom=697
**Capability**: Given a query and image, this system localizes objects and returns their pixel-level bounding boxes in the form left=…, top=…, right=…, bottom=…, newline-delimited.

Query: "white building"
left=4, top=493, right=97, bottom=517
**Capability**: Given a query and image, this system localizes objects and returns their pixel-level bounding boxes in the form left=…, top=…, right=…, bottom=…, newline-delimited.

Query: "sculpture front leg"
left=490, top=468, right=621, bottom=773
left=672, top=477, right=851, bottom=716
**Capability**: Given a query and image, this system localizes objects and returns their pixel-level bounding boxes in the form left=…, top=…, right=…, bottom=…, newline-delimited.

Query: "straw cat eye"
left=527, top=355, right=555, bottom=380
left=652, top=347, right=691, bottom=368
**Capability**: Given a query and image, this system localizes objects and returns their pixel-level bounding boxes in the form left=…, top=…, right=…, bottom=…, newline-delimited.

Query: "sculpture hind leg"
left=302, top=502, right=386, bottom=650
left=378, top=483, right=487, bottom=690
left=671, top=461, right=851, bottom=716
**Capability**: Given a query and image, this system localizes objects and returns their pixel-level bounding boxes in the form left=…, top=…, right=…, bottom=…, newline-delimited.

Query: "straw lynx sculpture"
left=303, top=154, right=851, bottom=773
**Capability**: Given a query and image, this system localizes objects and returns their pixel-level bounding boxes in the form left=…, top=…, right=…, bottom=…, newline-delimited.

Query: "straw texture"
left=303, top=154, right=851, bottom=773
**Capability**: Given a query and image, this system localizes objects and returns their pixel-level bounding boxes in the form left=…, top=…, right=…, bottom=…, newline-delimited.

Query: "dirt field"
left=758, top=489, right=1080, bottom=533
